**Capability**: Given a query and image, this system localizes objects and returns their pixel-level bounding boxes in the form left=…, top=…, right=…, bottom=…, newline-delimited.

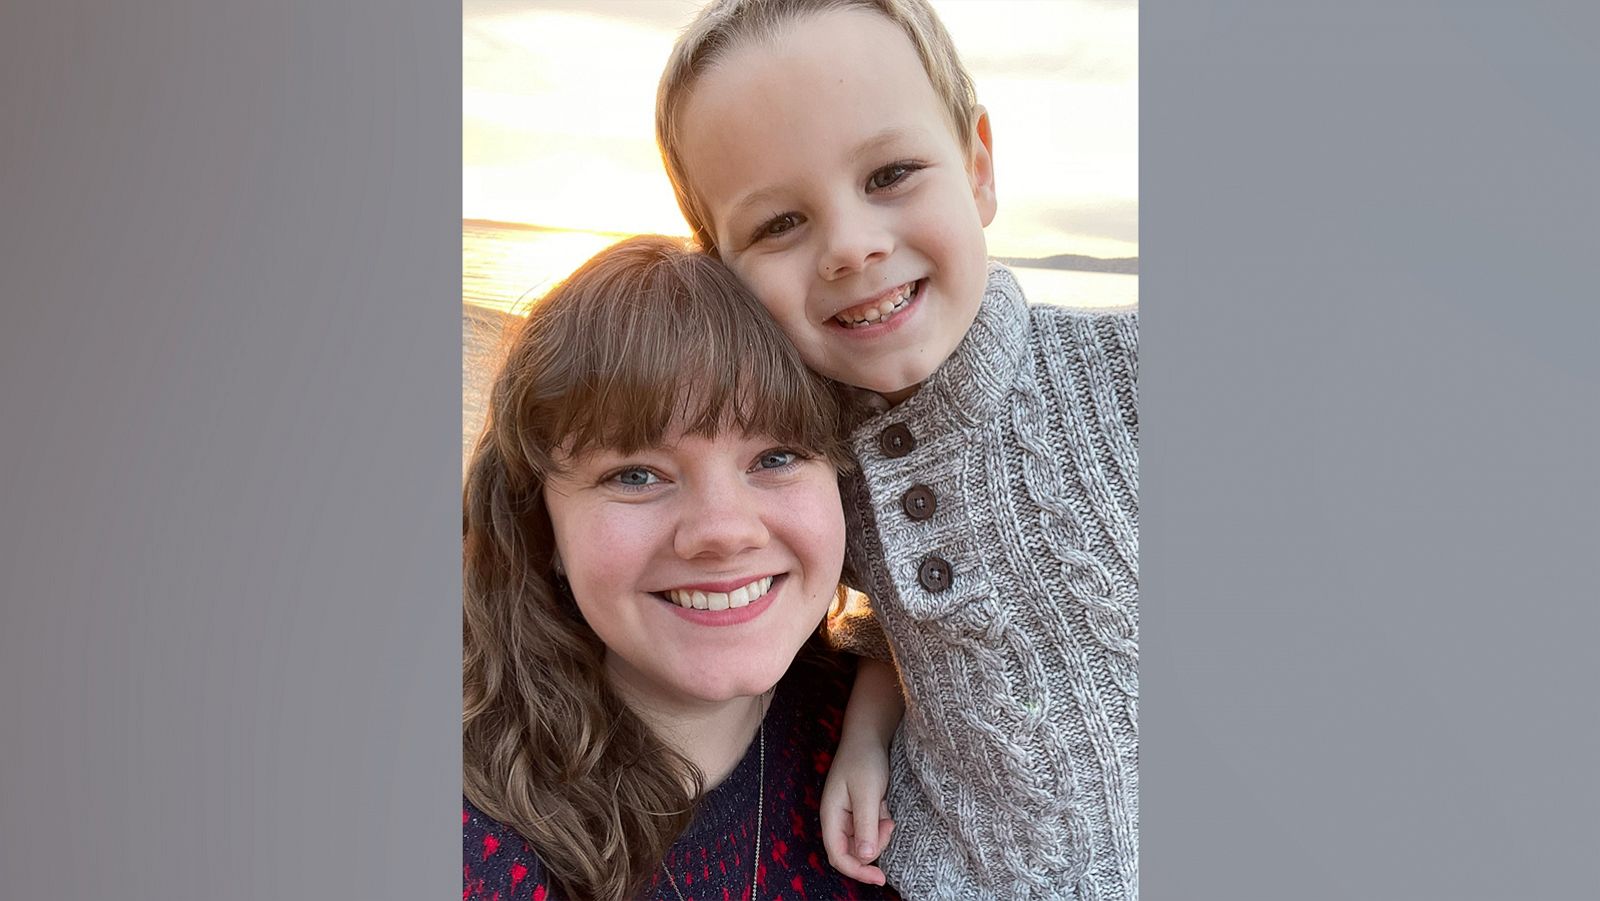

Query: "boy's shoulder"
left=1022, top=298, right=1139, bottom=370
left=1026, top=300, right=1138, bottom=337
left=985, top=262, right=1137, bottom=332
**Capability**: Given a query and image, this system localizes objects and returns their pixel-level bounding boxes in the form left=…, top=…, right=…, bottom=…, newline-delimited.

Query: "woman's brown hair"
left=462, top=235, right=849, bottom=901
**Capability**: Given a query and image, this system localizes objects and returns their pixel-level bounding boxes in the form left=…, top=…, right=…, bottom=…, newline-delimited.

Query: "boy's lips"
left=826, top=279, right=922, bottom=328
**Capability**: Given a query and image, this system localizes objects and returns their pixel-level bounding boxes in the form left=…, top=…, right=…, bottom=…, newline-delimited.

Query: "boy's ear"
left=967, top=105, right=997, bottom=227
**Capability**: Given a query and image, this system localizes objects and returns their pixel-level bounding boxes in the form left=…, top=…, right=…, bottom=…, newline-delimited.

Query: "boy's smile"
left=678, top=8, right=996, bottom=402
left=831, top=278, right=920, bottom=329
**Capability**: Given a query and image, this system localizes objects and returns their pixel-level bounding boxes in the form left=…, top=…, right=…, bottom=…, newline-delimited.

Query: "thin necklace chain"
left=661, top=700, right=767, bottom=901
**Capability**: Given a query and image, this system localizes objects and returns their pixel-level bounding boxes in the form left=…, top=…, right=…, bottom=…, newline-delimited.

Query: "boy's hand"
left=820, top=734, right=895, bottom=885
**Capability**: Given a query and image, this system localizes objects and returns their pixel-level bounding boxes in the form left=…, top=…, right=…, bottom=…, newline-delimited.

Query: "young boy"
left=656, top=2, right=1138, bottom=898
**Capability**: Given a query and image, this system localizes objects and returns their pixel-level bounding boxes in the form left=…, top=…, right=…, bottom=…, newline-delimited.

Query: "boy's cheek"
left=734, top=263, right=810, bottom=327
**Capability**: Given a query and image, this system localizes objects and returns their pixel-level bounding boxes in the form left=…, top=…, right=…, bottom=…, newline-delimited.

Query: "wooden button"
left=878, top=424, right=916, bottom=458
left=917, top=555, right=953, bottom=593
left=902, top=485, right=937, bottom=521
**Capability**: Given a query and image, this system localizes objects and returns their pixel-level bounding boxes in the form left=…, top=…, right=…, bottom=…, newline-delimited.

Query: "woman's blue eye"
left=755, top=450, right=800, bottom=470
left=612, top=467, right=658, bottom=487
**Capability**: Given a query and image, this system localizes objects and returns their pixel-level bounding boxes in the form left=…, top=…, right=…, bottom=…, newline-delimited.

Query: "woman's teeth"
left=665, top=575, right=774, bottom=611
left=835, top=281, right=918, bottom=328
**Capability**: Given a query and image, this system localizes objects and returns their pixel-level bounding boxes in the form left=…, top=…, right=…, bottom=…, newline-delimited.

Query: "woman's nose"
left=672, top=479, right=770, bottom=560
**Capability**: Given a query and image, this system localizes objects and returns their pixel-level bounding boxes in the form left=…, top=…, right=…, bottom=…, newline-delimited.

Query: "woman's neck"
left=606, top=666, right=769, bottom=788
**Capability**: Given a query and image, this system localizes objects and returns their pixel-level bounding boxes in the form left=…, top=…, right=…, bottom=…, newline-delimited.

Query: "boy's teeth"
left=666, top=575, right=774, bottom=611
left=835, top=281, right=917, bottom=327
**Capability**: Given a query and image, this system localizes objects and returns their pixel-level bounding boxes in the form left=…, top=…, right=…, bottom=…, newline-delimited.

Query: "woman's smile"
left=658, top=573, right=783, bottom=626
left=661, top=573, right=775, bottom=610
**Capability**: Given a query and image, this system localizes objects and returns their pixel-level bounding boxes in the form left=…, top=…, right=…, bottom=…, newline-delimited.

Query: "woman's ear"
left=968, top=105, right=997, bottom=227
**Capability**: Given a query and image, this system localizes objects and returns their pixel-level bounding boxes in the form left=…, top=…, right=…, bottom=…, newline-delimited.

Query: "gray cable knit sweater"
left=830, top=264, right=1138, bottom=900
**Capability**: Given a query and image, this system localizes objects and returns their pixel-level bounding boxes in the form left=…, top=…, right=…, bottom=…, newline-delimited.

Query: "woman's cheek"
left=781, top=478, right=846, bottom=563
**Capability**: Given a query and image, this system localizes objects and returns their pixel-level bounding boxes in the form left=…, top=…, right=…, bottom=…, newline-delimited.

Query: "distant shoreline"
left=464, top=219, right=1137, bottom=275
left=463, top=218, right=644, bottom=239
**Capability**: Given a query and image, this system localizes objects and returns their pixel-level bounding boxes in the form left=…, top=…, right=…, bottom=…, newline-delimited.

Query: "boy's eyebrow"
left=849, top=127, right=919, bottom=163
left=728, top=187, right=788, bottom=226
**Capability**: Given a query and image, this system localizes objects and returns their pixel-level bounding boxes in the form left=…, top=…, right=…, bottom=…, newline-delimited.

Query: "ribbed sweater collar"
left=845, top=263, right=1031, bottom=442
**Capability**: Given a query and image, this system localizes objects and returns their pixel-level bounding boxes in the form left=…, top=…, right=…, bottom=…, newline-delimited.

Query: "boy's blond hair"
left=656, top=0, right=979, bottom=254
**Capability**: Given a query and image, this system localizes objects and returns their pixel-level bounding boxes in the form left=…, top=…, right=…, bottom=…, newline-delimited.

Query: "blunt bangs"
left=487, top=236, right=848, bottom=480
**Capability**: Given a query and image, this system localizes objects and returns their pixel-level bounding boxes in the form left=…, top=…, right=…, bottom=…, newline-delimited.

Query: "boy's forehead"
left=689, top=10, right=935, bottom=118
left=679, top=9, right=958, bottom=220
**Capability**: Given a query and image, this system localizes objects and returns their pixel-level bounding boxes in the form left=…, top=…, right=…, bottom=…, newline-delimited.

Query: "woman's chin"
left=671, top=663, right=788, bottom=707
left=687, top=677, right=780, bottom=706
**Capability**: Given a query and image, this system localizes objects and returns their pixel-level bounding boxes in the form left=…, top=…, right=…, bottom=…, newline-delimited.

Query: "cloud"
left=1014, top=198, right=1139, bottom=248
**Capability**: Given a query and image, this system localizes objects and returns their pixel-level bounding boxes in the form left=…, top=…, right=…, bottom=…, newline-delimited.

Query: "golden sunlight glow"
left=464, top=9, right=690, bottom=236
left=463, top=1, right=1137, bottom=319
left=464, top=1, right=1137, bottom=259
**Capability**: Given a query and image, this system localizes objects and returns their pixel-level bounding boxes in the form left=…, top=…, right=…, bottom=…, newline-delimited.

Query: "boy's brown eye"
left=759, top=213, right=801, bottom=239
left=868, top=164, right=912, bottom=190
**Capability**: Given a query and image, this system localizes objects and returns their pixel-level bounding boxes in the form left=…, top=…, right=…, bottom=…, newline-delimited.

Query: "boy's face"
left=677, top=9, right=996, bottom=401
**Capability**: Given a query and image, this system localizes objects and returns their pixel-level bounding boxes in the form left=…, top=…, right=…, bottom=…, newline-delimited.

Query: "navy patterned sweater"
left=464, top=657, right=901, bottom=901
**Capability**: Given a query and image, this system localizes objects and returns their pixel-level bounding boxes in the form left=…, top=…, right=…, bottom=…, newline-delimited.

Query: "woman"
left=462, top=236, right=898, bottom=901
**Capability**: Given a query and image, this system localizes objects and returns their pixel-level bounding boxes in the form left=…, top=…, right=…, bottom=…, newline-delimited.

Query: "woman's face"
left=543, top=428, right=845, bottom=712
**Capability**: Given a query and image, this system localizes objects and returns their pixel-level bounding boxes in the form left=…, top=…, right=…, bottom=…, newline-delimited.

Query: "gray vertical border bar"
left=1143, top=2, right=1600, bottom=899
left=0, top=1, right=460, bottom=898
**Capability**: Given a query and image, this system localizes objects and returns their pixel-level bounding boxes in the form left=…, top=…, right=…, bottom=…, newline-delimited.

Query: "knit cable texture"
left=835, top=264, right=1138, bottom=900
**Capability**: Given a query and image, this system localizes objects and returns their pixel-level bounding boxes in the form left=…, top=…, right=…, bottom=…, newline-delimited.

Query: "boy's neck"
left=878, top=383, right=922, bottom=406
left=852, top=382, right=922, bottom=413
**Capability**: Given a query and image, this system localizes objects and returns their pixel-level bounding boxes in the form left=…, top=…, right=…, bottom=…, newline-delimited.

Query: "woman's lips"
left=656, top=574, right=785, bottom=627
left=662, top=574, right=774, bottom=611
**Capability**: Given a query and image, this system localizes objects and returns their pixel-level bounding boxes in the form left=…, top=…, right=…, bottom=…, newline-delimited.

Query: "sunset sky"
left=464, top=0, right=1138, bottom=261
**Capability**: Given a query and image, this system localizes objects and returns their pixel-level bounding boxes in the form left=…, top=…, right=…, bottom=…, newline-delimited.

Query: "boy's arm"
left=820, top=656, right=905, bottom=886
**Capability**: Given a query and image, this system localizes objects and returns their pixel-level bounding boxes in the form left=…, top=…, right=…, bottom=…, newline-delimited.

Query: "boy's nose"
left=672, top=481, right=770, bottom=560
left=818, top=215, right=891, bottom=280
